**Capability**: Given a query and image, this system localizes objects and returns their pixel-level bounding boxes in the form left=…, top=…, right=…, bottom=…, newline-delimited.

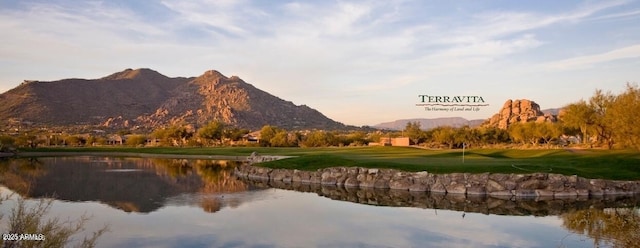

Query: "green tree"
left=259, top=125, right=279, bottom=147
left=15, top=133, right=42, bottom=148
left=508, top=122, right=540, bottom=145
left=452, top=126, right=480, bottom=148
left=608, top=84, right=640, bottom=150
left=403, top=122, right=425, bottom=145
left=432, top=127, right=456, bottom=149
left=536, top=122, right=562, bottom=145
left=346, top=131, right=367, bottom=146
left=301, top=131, right=336, bottom=147
left=269, top=130, right=292, bottom=147
left=64, top=135, right=83, bottom=147
left=508, top=123, right=526, bottom=145
left=152, top=124, right=193, bottom=147
left=563, top=84, right=640, bottom=150
left=197, top=121, right=225, bottom=146
left=590, top=89, right=616, bottom=149
left=125, top=135, right=147, bottom=146
left=560, top=100, right=595, bottom=145
left=478, top=127, right=510, bottom=145
left=223, top=127, right=250, bottom=142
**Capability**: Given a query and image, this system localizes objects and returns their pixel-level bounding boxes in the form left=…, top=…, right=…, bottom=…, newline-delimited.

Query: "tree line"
left=1, top=84, right=637, bottom=150
left=561, top=84, right=640, bottom=150
left=398, top=84, right=640, bottom=150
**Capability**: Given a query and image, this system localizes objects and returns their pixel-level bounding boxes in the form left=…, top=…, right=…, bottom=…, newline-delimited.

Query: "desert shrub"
left=1, top=196, right=108, bottom=248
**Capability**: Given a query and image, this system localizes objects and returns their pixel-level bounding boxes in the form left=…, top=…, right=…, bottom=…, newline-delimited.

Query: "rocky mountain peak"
left=199, top=70, right=227, bottom=80
left=483, top=99, right=557, bottom=129
left=0, top=68, right=346, bottom=131
left=101, top=68, right=167, bottom=81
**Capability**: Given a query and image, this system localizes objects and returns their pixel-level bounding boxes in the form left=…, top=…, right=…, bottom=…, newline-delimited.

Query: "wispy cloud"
left=1, top=0, right=638, bottom=125
left=545, top=44, right=640, bottom=70
left=590, top=9, right=640, bottom=21
left=160, top=0, right=265, bottom=38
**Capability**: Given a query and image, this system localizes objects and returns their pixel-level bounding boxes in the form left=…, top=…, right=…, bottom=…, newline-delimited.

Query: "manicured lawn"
left=257, top=147, right=640, bottom=180
left=22, top=146, right=640, bottom=180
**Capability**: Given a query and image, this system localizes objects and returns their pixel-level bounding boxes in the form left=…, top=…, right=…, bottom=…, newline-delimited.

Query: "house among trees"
left=107, top=134, right=125, bottom=145
left=242, top=131, right=261, bottom=144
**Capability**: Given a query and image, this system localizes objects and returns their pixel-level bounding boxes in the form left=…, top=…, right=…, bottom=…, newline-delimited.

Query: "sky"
left=1, top=0, right=639, bottom=126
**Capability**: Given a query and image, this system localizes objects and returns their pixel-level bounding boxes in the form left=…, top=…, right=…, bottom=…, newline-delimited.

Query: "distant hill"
left=541, top=108, right=562, bottom=116
left=0, top=68, right=345, bottom=130
left=373, top=117, right=484, bottom=131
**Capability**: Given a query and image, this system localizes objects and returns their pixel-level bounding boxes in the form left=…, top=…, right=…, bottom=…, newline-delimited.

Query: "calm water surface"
left=0, top=157, right=638, bottom=248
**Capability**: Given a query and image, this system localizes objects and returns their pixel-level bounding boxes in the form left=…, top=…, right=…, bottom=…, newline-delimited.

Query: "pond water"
left=0, top=157, right=638, bottom=248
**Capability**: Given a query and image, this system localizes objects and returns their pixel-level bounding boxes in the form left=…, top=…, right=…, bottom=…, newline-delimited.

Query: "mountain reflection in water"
left=0, top=157, right=263, bottom=213
left=1, top=157, right=639, bottom=248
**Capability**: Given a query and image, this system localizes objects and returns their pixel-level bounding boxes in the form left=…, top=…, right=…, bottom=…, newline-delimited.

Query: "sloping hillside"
left=0, top=68, right=344, bottom=130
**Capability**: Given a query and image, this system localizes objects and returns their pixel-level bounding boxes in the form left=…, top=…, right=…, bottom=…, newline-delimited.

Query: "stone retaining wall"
left=244, top=179, right=640, bottom=216
left=235, top=164, right=640, bottom=198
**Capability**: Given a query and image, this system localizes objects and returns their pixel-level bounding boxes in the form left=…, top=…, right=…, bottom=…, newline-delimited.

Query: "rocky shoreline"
left=235, top=164, right=640, bottom=198
left=243, top=179, right=640, bottom=216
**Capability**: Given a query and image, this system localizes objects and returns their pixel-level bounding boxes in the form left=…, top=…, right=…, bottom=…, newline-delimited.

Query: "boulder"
left=389, top=172, right=413, bottom=190
left=321, top=171, right=337, bottom=185
left=466, top=185, right=486, bottom=195
left=430, top=178, right=447, bottom=193
left=446, top=183, right=467, bottom=194
left=486, top=179, right=506, bottom=192
left=270, top=169, right=291, bottom=181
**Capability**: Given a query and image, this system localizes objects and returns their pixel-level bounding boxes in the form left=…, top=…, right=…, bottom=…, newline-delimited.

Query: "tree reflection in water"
left=0, top=157, right=254, bottom=214
left=154, top=159, right=250, bottom=213
left=562, top=207, right=640, bottom=248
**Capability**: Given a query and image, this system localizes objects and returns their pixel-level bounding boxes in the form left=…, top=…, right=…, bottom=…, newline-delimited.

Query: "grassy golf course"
left=15, top=146, right=640, bottom=180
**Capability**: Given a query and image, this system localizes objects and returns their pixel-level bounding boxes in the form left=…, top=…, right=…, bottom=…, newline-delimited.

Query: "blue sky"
left=1, top=0, right=639, bottom=126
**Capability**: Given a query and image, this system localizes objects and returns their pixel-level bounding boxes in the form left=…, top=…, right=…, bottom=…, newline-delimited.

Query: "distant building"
left=107, top=135, right=125, bottom=145
left=370, top=137, right=410, bottom=147
left=241, top=131, right=261, bottom=144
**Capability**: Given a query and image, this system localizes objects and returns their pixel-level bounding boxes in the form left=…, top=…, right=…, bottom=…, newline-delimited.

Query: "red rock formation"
left=484, top=99, right=557, bottom=129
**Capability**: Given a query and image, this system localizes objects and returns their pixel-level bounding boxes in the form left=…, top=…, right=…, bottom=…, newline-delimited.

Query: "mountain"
left=373, top=117, right=484, bottom=130
left=541, top=108, right=562, bottom=116
left=0, top=68, right=345, bottom=130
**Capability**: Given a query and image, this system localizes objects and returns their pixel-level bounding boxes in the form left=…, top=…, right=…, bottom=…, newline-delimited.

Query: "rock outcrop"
left=235, top=164, right=640, bottom=198
left=484, top=99, right=557, bottom=129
